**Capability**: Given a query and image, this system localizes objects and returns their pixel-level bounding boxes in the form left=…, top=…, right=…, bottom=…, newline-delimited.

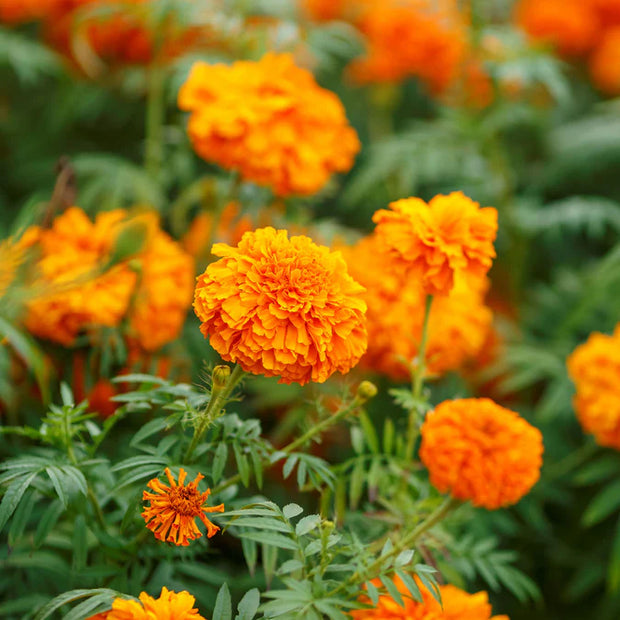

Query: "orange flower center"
left=169, top=486, right=202, bottom=516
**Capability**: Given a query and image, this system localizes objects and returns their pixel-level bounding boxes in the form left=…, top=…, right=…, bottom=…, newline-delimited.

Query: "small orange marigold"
left=194, top=227, right=367, bottom=385
left=372, top=192, right=498, bottom=297
left=420, top=398, right=543, bottom=509
left=178, top=53, right=360, bottom=197
left=351, top=574, right=509, bottom=619
left=567, top=325, right=620, bottom=449
left=142, top=467, right=224, bottom=546
left=86, top=586, right=206, bottom=620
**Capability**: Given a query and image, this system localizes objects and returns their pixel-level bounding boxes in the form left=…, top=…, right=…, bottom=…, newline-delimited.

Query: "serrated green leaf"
left=282, top=503, right=303, bottom=519
left=0, top=470, right=39, bottom=532
left=295, top=514, right=321, bottom=537
left=34, top=500, right=65, bottom=547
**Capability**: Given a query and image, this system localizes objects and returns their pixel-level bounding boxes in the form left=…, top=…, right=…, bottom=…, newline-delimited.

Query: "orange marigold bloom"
left=589, top=27, right=620, bottom=95
left=515, top=0, right=599, bottom=57
left=567, top=325, right=620, bottom=449
left=420, top=398, right=543, bottom=509
left=351, top=574, right=509, bottom=619
left=342, top=234, right=492, bottom=381
left=86, top=586, right=206, bottom=620
left=372, top=192, right=498, bottom=297
left=0, top=0, right=53, bottom=23
left=194, top=227, right=367, bottom=385
left=348, top=0, right=468, bottom=93
left=142, top=467, right=224, bottom=546
left=178, top=53, right=361, bottom=197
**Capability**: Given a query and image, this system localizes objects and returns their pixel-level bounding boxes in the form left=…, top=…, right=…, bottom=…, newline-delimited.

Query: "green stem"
left=332, top=496, right=458, bottom=595
left=184, top=365, right=245, bottom=463
left=212, top=391, right=372, bottom=495
left=145, top=64, right=166, bottom=180
left=405, top=295, right=434, bottom=461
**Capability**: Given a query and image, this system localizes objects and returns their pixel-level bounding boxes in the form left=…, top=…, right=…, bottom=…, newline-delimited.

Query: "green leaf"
left=72, top=514, right=88, bottom=571
left=359, top=411, right=379, bottom=454
left=46, top=466, right=69, bottom=508
left=349, top=458, right=365, bottom=510
left=381, top=576, right=404, bottom=607
left=33, top=589, right=119, bottom=620
left=241, top=537, right=258, bottom=576
left=383, top=418, right=395, bottom=455
left=212, top=583, right=232, bottom=620
left=394, top=569, right=423, bottom=602
left=283, top=455, right=298, bottom=479
left=295, top=514, right=321, bottom=537
left=366, top=581, right=379, bottom=606
left=131, top=418, right=170, bottom=446
left=235, top=530, right=297, bottom=550
left=582, top=480, right=620, bottom=526
left=233, top=443, right=250, bottom=487
left=212, top=443, right=228, bottom=483
left=609, top=515, right=620, bottom=592
left=8, top=488, right=36, bottom=546
left=0, top=470, right=39, bottom=532
left=226, top=517, right=291, bottom=533
left=276, top=559, right=304, bottom=575
left=34, top=500, right=65, bottom=547
left=282, top=503, right=303, bottom=519
left=235, top=588, right=260, bottom=620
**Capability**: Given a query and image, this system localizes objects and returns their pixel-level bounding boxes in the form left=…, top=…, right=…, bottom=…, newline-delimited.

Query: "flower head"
left=420, top=398, right=543, bottom=509
left=567, top=325, right=620, bottom=449
left=590, top=27, right=620, bottom=95
left=351, top=574, right=509, bottom=619
left=178, top=53, right=360, bottom=196
left=86, top=586, right=206, bottom=620
left=342, top=233, right=492, bottom=380
left=372, top=192, right=498, bottom=297
left=194, top=227, right=367, bottom=385
left=142, top=467, right=224, bottom=546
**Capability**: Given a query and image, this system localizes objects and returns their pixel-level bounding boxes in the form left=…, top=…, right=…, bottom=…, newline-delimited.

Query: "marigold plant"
left=372, top=192, right=498, bottom=297
left=86, top=586, right=206, bottom=619
left=567, top=325, right=620, bottom=449
left=352, top=575, right=509, bottom=619
left=194, top=226, right=367, bottom=385
left=178, top=53, right=361, bottom=196
left=420, top=398, right=544, bottom=509
left=142, top=467, right=224, bottom=547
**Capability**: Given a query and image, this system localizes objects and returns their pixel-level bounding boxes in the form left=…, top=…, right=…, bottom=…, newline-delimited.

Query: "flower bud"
left=212, top=365, right=231, bottom=390
left=356, top=380, right=378, bottom=402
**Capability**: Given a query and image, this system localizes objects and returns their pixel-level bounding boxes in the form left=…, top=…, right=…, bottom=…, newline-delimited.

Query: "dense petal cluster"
left=194, top=227, right=367, bottom=385
left=351, top=574, right=509, bottom=619
left=142, top=468, right=224, bottom=546
left=420, top=398, right=543, bottom=509
left=86, top=587, right=206, bottom=620
left=567, top=325, right=620, bottom=449
left=347, top=0, right=468, bottom=93
left=178, top=53, right=360, bottom=197
left=22, top=207, right=193, bottom=350
left=342, top=234, right=492, bottom=381
left=372, top=192, right=498, bottom=297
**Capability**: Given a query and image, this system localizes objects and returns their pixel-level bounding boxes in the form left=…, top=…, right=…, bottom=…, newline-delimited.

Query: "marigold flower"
left=0, top=0, right=53, bottom=23
left=372, top=192, right=498, bottom=297
left=194, top=227, right=367, bottom=385
left=515, top=0, right=599, bottom=57
left=589, top=28, right=620, bottom=95
left=86, top=586, right=206, bottom=620
left=142, top=467, right=224, bottom=546
left=347, top=0, right=468, bottom=93
left=351, top=574, right=509, bottom=619
left=342, top=234, right=492, bottom=381
left=420, top=398, right=543, bottom=509
left=567, top=325, right=620, bottom=449
left=178, top=53, right=360, bottom=196
left=22, top=207, right=193, bottom=351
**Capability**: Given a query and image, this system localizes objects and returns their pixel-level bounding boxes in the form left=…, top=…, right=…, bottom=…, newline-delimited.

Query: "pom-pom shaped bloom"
left=86, top=586, right=206, bottom=620
left=590, top=27, right=620, bottom=95
left=142, top=468, right=224, bottom=546
left=178, top=53, right=360, bottom=196
left=351, top=574, right=509, bottom=619
left=22, top=207, right=193, bottom=351
left=342, top=234, right=492, bottom=380
left=567, top=325, right=620, bottom=449
left=420, top=398, right=543, bottom=509
left=348, top=0, right=468, bottom=93
left=372, top=192, right=498, bottom=297
left=194, top=227, right=367, bottom=385
left=515, top=0, right=599, bottom=57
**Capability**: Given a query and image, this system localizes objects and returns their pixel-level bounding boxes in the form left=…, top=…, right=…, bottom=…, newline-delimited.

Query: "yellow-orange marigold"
left=194, top=227, right=367, bottom=385
left=372, top=192, right=498, bottom=297
left=515, top=0, right=599, bottom=57
left=589, top=27, right=620, bottom=95
left=142, top=467, right=224, bottom=546
left=86, top=586, right=206, bottom=620
left=351, top=574, right=509, bottom=619
left=342, top=234, right=492, bottom=381
left=567, top=325, right=620, bottom=449
left=420, top=398, right=543, bottom=509
left=348, top=0, right=468, bottom=93
left=178, top=53, right=360, bottom=197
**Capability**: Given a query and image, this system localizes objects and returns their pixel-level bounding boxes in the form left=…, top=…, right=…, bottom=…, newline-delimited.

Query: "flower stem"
left=405, top=294, right=434, bottom=461
left=144, top=64, right=166, bottom=181
left=184, top=365, right=245, bottom=463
